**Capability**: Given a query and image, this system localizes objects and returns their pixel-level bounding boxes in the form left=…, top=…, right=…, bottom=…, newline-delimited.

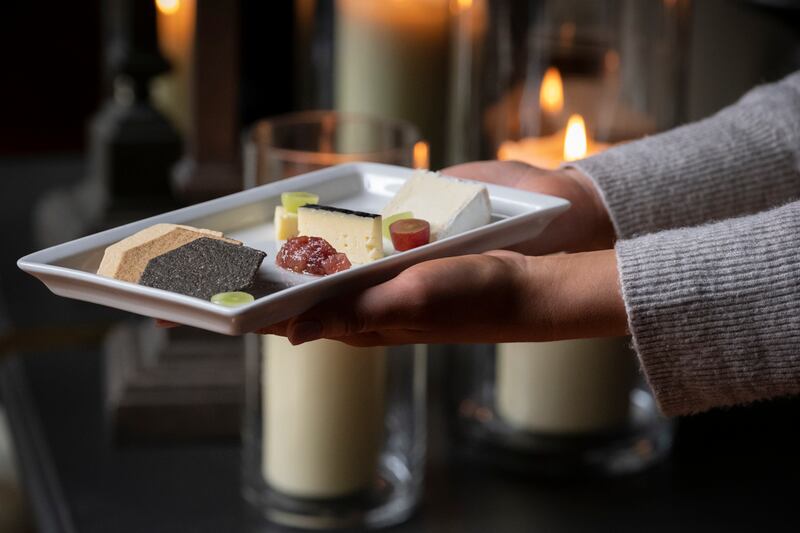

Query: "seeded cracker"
left=96, top=223, right=240, bottom=283
left=139, top=238, right=266, bottom=300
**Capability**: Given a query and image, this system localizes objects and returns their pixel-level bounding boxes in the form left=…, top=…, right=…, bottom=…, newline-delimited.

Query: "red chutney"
left=276, top=236, right=351, bottom=276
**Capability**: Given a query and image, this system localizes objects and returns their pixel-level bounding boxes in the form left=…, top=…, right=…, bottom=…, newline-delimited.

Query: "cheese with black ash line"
left=381, top=170, right=491, bottom=241
left=297, top=205, right=383, bottom=264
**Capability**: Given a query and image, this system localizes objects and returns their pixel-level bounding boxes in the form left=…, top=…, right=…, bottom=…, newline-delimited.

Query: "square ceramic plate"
left=18, top=163, right=569, bottom=335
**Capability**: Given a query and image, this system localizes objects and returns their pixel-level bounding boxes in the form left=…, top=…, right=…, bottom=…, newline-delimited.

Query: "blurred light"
left=563, top=114, right=588, bottom=161
left=413, top=141, right=429, bottom=169
left=450, top=0, right=472, bottom=14
left=539, top=67, right=564, bottom=115
left=156, top=0, right=180, bottom=16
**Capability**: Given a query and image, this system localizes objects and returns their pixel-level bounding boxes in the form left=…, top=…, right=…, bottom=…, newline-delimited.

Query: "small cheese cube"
left=297, top=205, right=383, bottom=264
left=381, top=170, right=491, bottom=241
left=274, top=205, right=299, bottom=241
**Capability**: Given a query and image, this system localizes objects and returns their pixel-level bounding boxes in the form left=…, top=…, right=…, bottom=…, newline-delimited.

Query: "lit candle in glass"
left=497, top=68, right=611, bottom=169
left=493, top=66, right=635, bottom=435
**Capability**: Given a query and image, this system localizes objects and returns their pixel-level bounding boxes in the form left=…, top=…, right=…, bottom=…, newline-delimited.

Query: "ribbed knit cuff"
left=616, top=201, right=800, bottom=416
left=571, top=72, right=800, bottom=239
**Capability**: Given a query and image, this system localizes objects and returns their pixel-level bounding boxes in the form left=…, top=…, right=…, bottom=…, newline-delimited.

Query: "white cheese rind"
left=274, top=206, right=299, bottom=241
left=381, top=170, right=491, bottom=240
left=297, top=206, right=384, bottom=264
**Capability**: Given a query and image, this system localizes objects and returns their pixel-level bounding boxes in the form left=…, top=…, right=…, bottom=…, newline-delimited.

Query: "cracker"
left=97, top=224, right=240, bottom=283
left=139, top=238, right=266, bottom=300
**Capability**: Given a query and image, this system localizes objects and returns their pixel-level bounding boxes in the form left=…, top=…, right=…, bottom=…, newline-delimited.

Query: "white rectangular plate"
left=18, top=163, right=569, bottom=335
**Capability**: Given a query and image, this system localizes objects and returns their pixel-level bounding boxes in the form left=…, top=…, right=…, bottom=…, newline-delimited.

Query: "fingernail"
left=290, top=320, right=323, bottom=345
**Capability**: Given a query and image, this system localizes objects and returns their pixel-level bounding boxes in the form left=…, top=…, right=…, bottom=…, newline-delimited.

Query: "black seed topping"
left=140, top=238, right=266, bottom=300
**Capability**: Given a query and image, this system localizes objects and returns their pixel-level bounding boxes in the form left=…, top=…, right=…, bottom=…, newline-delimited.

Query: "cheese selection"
left=272, top=173, right=492, bottom=275
left=98, top=171, right=492, bottom=299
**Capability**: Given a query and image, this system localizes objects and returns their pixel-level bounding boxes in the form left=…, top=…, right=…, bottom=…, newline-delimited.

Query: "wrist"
left=526, top=250, right=628, bottom=340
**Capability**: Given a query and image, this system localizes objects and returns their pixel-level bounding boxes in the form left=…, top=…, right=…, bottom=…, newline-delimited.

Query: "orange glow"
left=496, top=144, right=510, bottom=161
left=156, top=0, right=180, bottom=15
left=563, top=114, right=588, bottom=161
left=450, top=0, right=473, bottom=14
left=539, top=67, right=564, bottom=115
left=413, top=141, right=430, bottom=169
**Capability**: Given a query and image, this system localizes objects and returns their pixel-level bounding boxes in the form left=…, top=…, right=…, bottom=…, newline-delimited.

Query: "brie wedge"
left=381, top=170, right=491, bottom=240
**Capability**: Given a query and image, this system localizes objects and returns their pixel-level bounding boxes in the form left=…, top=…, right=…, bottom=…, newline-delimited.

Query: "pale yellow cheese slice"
left=297, top=206, right=383, bottom=264
left=274, top=206, right=299, bottom=241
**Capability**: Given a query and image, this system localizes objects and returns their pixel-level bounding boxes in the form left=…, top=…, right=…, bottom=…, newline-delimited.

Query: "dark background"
left=0, top=0, right=299, bottom=156
left=0, top=2, right=102, bottom=154
left=1, top=1, right=799, bottom=532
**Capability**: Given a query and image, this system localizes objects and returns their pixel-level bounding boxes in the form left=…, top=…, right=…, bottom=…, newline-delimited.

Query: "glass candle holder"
left=447, top=0, right=691, bottom=165
left=243, top=110, right=426, bottom=188
left=444, top=0, right=686, bottom=476
left=243, top=337, right=427, bottom=529
left=450, top=338, right=673, bottom=476
left=240, top=112, right=426, bottom=528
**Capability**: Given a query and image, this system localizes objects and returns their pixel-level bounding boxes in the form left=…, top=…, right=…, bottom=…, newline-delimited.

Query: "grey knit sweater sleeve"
left=571, top=71, right=800, bottom=416
left=573, top=71, right=800, bottom=237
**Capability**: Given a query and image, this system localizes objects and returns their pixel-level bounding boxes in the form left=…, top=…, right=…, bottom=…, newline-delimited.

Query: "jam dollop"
left=276, top=236, right=351, bottom=276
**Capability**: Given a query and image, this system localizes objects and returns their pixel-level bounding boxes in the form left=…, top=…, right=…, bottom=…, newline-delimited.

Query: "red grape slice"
left=389, top=218, right=431, bottom=251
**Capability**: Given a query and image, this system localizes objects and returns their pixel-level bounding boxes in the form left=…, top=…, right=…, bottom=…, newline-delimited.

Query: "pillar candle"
left=496, top=337, right=638, bottom=434
left=334, top=0, right=449, bottom=164
left=263, top=335, right=387, bottom=498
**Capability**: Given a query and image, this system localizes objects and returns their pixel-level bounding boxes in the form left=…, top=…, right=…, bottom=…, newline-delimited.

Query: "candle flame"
left=156, top=0, right=180, bottom=15
left=563, top=114, right=588, bottom=161
left=539, top=67, right=564, bottom=115
left=413, top=141, right=430, bottom=169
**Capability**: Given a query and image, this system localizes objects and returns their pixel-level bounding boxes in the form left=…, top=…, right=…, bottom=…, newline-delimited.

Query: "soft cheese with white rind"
left=381, top=170, right=491, bottom=241
left=297, top=205, right=383, bottom=264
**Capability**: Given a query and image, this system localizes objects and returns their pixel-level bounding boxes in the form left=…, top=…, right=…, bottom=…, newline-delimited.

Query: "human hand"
left=258, top=249, right=628, bottom=346
left=442, top=160, right=614, bottom=255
